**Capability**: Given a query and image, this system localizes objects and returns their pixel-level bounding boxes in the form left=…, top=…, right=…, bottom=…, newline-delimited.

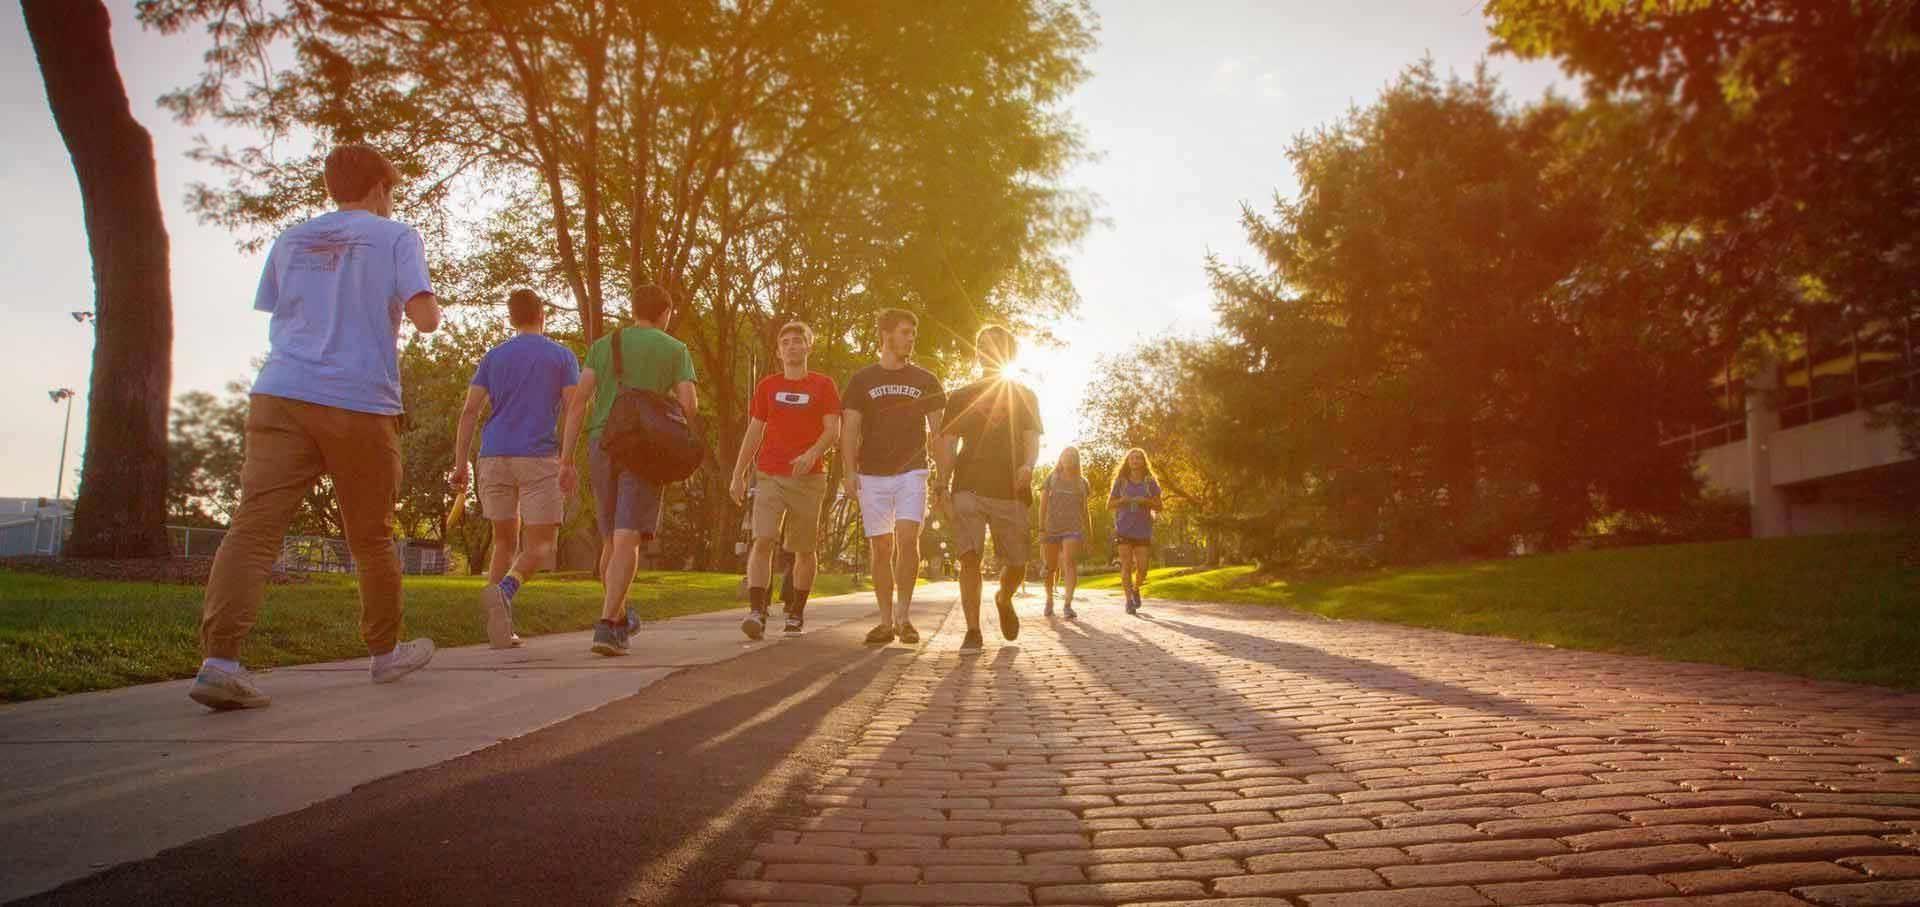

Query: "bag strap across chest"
left=611, top=327, right=629, bottom=388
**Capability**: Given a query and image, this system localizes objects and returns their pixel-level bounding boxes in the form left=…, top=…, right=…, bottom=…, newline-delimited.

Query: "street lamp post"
left=48, top=388, right=76, bottom=502
left=48, top=388, right=76, bottom=554
left=44, top=313, right=93, bottom=555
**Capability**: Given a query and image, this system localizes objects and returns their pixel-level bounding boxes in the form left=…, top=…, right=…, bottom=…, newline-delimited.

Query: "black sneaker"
left=864, top=623, right=896, bottom=646
left=1063, top=602, right=1077, bottom=620
left=995, top=588, right=1020, bottom=641
left=959, top=628, right=984, bottom=652
left=741, top=608, right=767, bottom=641
left=896, top=621, right=919, bottom=644
left=783, top=610, right=804, bottom=635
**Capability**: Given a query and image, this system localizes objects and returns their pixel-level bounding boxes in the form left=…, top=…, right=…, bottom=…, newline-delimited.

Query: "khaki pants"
left=752, top=470, right=828, bottom=553
left=201, top=394, right=405, bottom=659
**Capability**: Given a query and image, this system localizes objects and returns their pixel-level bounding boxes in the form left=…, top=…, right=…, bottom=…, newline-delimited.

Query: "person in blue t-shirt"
left=1108, top=447, right=1163, bottom=614
left=451, top=289, right=581, bottom=649
left=192, top=144, right=443, bottom=712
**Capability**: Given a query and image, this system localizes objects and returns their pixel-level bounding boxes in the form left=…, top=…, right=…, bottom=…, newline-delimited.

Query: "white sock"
left=202, top=657, right=242, bottom=674
left=371, top=648, right=398, bottom=670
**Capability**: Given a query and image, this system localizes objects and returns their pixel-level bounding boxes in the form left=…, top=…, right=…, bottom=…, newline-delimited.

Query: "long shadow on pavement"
left=14, top=612, right=934, bottom=907
left=1137, top=611, right=1561, bottom=722
left=1033, top=598, right=1583, bottom=790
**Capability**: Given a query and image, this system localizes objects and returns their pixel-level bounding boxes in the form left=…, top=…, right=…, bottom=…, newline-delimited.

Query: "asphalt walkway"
left=0, top=586, right=914, bottom=903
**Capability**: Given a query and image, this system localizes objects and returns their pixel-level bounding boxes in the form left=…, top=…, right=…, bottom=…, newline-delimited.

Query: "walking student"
left=560, top=285, right=698, bottom=657
left=451, top=289, right=579, bottom=648
left=840, top=309, right=946, bottom=646
left=1038, top=445, right=1090, bottom=619
left=1109, top=447, right=1163, bottom=614
left=729, top=321, right=840, bottom=639
left=191, top=144, right=441, bottom=710
left=940, top=325, right=1042, bottom=652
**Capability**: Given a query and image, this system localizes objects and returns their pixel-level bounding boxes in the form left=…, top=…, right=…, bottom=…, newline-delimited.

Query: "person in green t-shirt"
left=560, top=284, right=698, bottom=657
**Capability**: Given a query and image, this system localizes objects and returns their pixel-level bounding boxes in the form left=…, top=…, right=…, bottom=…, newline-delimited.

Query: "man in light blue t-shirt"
left=192, top=144, right=444, bottom=712
left=451, top=289, right=580, bottom=648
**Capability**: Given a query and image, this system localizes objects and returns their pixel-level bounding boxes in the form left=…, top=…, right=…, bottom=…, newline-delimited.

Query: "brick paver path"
left=714, top=590, right=1920, bottom=906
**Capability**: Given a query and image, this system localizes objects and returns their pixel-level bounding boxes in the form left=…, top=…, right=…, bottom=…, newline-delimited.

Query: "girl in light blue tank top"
left=1039, top=446, right=1090, bottom=618
left=1107, top=448, right=1162, bottom=613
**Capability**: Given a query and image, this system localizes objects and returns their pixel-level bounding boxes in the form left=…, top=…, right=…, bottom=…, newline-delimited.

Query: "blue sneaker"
left=591, top=620, right=629, bottom=657
left=624, top=607, right=640, bottom=635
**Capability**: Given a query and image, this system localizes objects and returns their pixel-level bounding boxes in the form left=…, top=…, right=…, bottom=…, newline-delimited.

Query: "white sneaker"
left=371, top=638, right=435, bottom=684
left=188, top=664, right=270, bottom=710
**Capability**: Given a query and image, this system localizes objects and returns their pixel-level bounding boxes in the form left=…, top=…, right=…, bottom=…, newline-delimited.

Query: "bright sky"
left=0, top=2, right=1562, bottom=499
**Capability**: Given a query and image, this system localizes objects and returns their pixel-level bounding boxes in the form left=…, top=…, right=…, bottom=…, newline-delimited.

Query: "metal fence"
left=1, top=517, right=446, bottom=575
left=169, top=525, right=227, bottom=558
left=0, top=513, right=67, bottom=556
left=259, top=533, right=449, bottom=576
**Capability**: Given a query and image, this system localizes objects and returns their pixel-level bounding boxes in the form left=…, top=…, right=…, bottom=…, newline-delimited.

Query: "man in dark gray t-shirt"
left=937, top=324, right=1041, bottom=653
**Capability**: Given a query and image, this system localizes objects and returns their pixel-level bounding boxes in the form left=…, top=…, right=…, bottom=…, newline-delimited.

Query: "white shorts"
left=857, top=470, right=929, bottom=537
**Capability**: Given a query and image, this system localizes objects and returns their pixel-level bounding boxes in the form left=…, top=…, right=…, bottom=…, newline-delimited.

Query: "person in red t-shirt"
left=729, top=320, right=842, bottom=638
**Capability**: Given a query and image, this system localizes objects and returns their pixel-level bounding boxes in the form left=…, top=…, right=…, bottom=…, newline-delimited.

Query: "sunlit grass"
left=0, top=570, right=857, bottom=702
left=1085, top=533, right=1920, bottom=689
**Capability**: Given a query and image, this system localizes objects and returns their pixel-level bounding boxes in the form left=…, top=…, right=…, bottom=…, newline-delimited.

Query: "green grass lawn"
left=0, top=570, right=857, bottom=702
left=1084, top=533, right=1920, bottom=689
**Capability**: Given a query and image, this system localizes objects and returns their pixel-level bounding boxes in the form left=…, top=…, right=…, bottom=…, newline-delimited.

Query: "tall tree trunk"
left=579, top=9, right=607, bottom=341
left=537, top=158, right=591, bottom=329
left=627, top=19, right=654, bottom=294
left=484, top=8, right=591, bottom=336
left=24, top=0, right=173, bottom=558
left=1441, top=407, right=1478, bottom=554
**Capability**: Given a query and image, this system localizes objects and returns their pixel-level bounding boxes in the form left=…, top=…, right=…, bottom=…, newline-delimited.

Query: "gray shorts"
left=589, top=442, right=662, bottom=539
left=951, top=491, right=1031, bottom=566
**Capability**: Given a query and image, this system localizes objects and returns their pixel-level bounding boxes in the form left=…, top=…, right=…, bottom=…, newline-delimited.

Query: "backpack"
left=599, top=327, right=705, bottom=484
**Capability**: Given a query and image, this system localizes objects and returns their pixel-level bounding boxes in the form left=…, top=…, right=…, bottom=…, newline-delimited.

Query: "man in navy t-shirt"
left=452, top=288, right=581, bottom=648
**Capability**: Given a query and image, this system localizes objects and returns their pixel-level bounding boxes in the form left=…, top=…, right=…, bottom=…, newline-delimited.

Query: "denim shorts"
left=1041, top=531, right=1084, bottom=545
left=589, top=443, right=662, bottom=539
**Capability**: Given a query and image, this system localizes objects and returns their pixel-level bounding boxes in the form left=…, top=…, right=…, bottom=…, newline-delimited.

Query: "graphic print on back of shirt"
left=291, top=230, right=371, bottom=272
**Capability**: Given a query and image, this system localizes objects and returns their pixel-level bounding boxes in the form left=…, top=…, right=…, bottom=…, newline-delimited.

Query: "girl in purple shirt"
left=1108, top=447, right=1162, bottom=614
